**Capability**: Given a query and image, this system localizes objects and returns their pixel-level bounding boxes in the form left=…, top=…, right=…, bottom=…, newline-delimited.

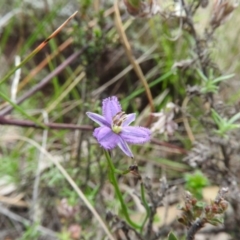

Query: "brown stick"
left=187, top=218, right=205, bottom=240
left=0, top=116, right=92, bottom=131
left=0, top=116, right=187, bottom=154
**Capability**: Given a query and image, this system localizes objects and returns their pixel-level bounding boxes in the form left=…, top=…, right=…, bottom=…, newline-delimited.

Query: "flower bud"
left=123, top=0, right=161, bottom=18
left=185, top=203, right=192, bottom=211
left=123, top=0, right=141, bottom=16
left=201, top=0, right=209, bottom=8
left=178, top=216, right=187, bottom=225
left=205, top=205, right=211, bottom=213
left=211, top=204, right=219, bottom=213
left=210, top=0, right=238, bottom=29
left=219, top=200, right=228, bottom=211
left=191, top=198, right=197, bottom=206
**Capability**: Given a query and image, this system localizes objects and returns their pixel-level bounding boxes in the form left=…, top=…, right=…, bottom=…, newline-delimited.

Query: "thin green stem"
left=114, top=168, right=130, bottom=175
left=0, top=91, right=47, bottom=129
left=140, top=181, right=150, bottom=233
left=0, top=12, right=78, bottom=86
left=104, top=150, right=141, bottom=229
left=0, top=49, right=39, bottom=85
left=128, top=0, right=141, bottom=8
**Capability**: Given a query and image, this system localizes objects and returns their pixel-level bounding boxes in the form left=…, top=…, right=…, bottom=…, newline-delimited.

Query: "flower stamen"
left=112, top=111, right=127, bottom=133
left=112, top=111, right=127, bottom=126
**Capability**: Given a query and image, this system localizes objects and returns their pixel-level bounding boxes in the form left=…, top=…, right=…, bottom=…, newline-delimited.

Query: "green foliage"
left=207, top=216, right=224, bottom=226
left=148, top=18, right=190, bottom=98
left=20, top=223, right=40, bottom=240
left=0, top=0, right=238, bottom=239
left=197, top=69, right=234, bottom=94
left=79, top=0, right=93, bottom=9
left=184, top=170, right=209, bottom=199
left=57, top=230, right=71, bottom=240
left=41, top=166, right=64, bottom=186
left=167, top=232, right=178, bottom=240
left=178, top=190, right=228, bottom=233
left=128, top=0, right=141, bottom=7
left=0, top=156, right=20, bottom=184
left=211, top=109, right=240, bottom=137
left=0, top=91, right=47, bottom=128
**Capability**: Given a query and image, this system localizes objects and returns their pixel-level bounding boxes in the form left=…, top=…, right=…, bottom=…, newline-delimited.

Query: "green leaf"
left=212, top=73, right=234, bottom=83
left=228, top=112, right=240, bottom=124
left=184, top=170, right=209, bottom=199
left=211, top=109, right=223, bottom=125
left=197, top=69, right=208, bottom=82
left=207, top=217, right=224, bottom=226
left=153, top=158, right=190, bottom=171
left=128, top=0, right=141, bottom=7
left=122, top=71, right=172, bottom=106
left=167, top=232, right=178, bottom=240
left=0, top=91, right=47, bottom=129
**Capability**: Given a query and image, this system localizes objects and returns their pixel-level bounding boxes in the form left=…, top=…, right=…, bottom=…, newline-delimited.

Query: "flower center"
left=112, top=111, right=127, bottom=134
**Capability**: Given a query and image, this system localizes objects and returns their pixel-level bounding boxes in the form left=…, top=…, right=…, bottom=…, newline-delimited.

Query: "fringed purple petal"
left=117, top=137, right=134, bottom=158
left=120, top=126, right=151, bottom=144
left=123, top=113, right=136, bottom=126
left=102, top=96, right=122, bottom=123
left=87, top=96, right=151, bottom=158
left=93, top=127, right=101, bottom=138
left=93, top=126, right=119, bottom=149
left=86, top=112, right=110, bottom=127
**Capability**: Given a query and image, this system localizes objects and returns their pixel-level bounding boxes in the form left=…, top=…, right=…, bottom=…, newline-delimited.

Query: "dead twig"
left=0, top=116, right=93, bottom=131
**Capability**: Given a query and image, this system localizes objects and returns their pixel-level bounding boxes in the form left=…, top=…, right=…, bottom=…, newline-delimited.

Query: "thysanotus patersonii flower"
left=86, top=96, right=151, bottom=158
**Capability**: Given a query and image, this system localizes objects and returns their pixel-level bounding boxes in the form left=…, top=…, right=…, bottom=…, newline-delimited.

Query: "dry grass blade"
left=0, top=11, right=78, bottom=85
left=0, top=135, right=115, bottom=240
left=0, top=194, right=28, bottom=208
left=91, top=45, right=157, bottom=97
left=114, top=2, right=154, bottom=116
left=17, top=37, right=73, bottom=92
left=36, top=11, right=78, bottom=50
left=182, top=96, right=195, bottom=143
left=46, top=71, right=86, bottom=113
left=0, top=49, right=85, bottom=115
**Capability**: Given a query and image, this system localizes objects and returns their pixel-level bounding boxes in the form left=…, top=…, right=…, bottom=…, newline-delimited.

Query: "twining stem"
left=104, top=150, right=141, bottom=229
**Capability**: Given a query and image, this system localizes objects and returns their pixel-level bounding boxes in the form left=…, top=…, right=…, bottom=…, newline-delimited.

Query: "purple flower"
left=86, top=96, right=151, bottom=158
